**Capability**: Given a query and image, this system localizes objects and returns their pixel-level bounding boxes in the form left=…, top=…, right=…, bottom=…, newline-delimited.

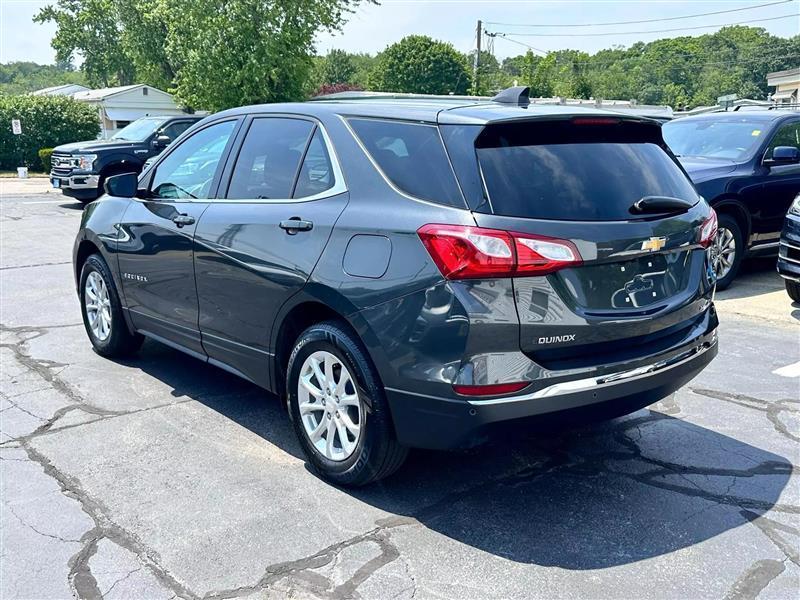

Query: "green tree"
left=0, top=62, right=87, bottom=95
left=368, top=35, right=471, bottom=95
left=320, top=49, right=356, bottom=85
left=34, top=0, right=137, bottom=87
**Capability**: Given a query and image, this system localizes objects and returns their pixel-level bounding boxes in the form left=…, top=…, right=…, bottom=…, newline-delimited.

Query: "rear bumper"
left=386, top=332, right=717, bottom=449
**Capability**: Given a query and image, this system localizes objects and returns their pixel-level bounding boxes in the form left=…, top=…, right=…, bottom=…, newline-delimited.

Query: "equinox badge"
left=641, top=237, right=667, bottom=252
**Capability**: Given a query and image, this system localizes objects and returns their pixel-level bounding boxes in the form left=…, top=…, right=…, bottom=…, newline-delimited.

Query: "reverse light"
left=417, top=224, right=582, bottom=279
left=699, top=209, right=718, bottom=248
left=453, top=382, right=530, bottom=396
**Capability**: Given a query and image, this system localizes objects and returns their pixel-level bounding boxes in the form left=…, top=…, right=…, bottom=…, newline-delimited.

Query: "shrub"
left=38, top=147, right=54, bottom=172
left=0, top=95, right=100, bottom=169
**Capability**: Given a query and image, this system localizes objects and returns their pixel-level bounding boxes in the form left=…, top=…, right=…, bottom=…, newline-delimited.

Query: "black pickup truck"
left=50, top=115, right=202, bottom=202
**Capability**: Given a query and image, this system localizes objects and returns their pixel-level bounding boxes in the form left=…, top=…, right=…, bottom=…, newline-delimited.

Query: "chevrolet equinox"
left=73, top=87, right=719, bottom=485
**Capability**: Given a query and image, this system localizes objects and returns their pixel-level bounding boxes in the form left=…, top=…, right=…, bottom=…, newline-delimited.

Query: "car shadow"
left=120, top=339, right=793, bottom=570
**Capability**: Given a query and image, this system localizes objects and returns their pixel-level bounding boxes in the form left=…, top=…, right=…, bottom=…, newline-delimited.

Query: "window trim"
left=139, top=116, right=243, bottom=203
left=761, top=118, right=800, bottom=164
left=215, top=114, right=347, bottom=204
left=340, top=115, right=468, bottom=210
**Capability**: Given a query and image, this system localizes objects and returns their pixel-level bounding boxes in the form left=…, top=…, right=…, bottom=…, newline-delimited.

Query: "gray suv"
left=73, top=88, right=719, bottom=485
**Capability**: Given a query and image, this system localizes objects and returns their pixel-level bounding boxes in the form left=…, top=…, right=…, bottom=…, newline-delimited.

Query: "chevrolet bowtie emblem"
left=641, top=237, right=666, bottom=252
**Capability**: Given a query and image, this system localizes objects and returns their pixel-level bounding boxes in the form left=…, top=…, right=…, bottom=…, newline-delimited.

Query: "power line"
left=493, top=13, right=799, bottom=37
left=484, top=0, right=793, bottom=28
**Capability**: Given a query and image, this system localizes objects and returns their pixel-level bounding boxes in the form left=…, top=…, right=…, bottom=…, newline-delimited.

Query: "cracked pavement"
left=1, top=179, right=799, bottom=599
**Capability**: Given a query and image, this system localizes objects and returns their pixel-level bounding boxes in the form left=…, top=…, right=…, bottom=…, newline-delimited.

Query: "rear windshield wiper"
left=630, top=196, right=694, bottom=215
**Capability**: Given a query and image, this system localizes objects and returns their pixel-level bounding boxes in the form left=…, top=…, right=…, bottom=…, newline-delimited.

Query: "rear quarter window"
left=348, top=118, right=465, bottom=207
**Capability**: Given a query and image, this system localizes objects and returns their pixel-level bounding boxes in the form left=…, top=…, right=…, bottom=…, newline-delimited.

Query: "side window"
left=150, top=120, right=236, bottom=200
left=294, top=128, right=335, bottom=198
left=348, top=118, right=464, bottom=207
left=161, top=120, right=194, bottom=140
left=766, top=122, right=800, bottom=159
left=227, top=118, right=313, bottom=200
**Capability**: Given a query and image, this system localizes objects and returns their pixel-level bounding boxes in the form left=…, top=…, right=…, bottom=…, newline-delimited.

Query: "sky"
left=1, top=0, right=799, bottom=65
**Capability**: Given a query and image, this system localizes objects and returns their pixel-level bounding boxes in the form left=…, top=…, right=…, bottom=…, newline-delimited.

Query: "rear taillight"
left=417, top=224, right=582, bottom=280
left=453, top=382, right=530, bottom=396
left=699, top=209, right=718, bottom=248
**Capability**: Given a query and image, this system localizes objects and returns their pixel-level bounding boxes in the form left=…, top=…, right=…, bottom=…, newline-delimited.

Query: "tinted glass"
left=349, top=119, right=464, bottom=206
left=766, top=121, right=800, bottom=158
left=227, top=118, right=313, bottom=200
left=294, top=129, right=335, bottom=198
left=662, top=118, right=766, bottom=160
left=111, top=117, right=168, bottom=141
left=150, top=120, right=235, bottom=200
left=478, top=142, right=698, bottom=221
left=161, top=120, right=194, bottom=141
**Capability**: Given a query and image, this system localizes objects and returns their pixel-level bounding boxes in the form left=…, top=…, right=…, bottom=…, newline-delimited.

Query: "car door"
left=193, top=116, right=348, bottom=387
left=757, top=119, right=800, bottom=242
left=116, top=118, right=240, bottom=355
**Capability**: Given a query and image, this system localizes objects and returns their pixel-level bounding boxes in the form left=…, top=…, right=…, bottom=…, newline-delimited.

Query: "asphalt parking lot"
left=1, top=177, right=798, bottom=600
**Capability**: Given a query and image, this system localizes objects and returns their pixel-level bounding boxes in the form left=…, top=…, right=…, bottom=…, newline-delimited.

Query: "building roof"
left=72, top=84, right=170, bottom=101
left=767, top=67, right=800, bottom=80
left=31, top=83, right=90, bottom=96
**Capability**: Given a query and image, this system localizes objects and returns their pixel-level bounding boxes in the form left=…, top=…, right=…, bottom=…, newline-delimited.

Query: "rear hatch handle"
left=630, top=196, right=694, bottom=216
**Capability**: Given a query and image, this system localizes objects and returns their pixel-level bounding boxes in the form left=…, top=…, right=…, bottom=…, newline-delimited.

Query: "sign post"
left=11, top=119, right=21, bottom=135
left=11, top=119, right=27, bottom=178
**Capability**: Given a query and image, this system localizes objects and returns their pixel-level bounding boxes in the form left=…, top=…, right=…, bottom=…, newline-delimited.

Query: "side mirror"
left=104, top=172, right=139, bottom=197
left=767, top=146, right=800, bottom=165
left=153, top=134, right=171, bottom=149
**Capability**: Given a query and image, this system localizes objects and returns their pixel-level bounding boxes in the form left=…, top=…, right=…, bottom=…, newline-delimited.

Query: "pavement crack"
left=5, top=503, right=83, bottom=544
left=723, top=558, right=787, bottom=600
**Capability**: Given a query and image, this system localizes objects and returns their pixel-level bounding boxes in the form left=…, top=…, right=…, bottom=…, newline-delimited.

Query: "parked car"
left=662, top=111, right=800, bottom=289
left=50, top=115, right=202, bottom=202
left=73, top=88, right=719, bottom=485
left=778, top=193, right=800, bottom=302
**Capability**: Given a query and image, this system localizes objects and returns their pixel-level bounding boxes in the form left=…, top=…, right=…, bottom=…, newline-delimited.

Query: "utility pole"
left=473, top=20, right=482, bottom=96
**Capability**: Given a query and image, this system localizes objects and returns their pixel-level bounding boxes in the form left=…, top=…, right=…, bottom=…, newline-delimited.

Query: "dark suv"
left=662, top=111, right=800, bottom=289
left=73, top=88, right=719, bottom=485
left=50, top=115, right=202, bottom=202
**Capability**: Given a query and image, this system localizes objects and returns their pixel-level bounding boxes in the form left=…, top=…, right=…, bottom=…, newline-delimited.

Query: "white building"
left=767, top=68, right=800, bottom=107
left=71, top=84, right=191, bottom=138
left=32, top=83, right=91, bottom=96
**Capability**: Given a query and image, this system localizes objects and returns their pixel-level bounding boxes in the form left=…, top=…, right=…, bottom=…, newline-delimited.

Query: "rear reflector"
left=418, top=224, right=582, bottom=279
left=453, top=382, right=530, bottom=396
left=699, top=209, right=718, bottom=248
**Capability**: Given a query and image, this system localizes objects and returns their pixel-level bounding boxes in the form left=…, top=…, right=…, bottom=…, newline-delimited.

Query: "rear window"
left=348, top=118, right=464, bottom=207
left=476, top=121, right=698, bottom=221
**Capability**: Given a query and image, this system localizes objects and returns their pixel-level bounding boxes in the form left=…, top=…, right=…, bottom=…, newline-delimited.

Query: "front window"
left=150, top=120, right=236, bottom=200
left=662, top=118, right=767, bottom=161
left=111, top=117, right=169, bottom=142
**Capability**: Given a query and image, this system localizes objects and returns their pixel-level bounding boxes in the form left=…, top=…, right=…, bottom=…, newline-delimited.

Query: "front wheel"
left=79, top=254, right=143, bottom=357
left=786, top=279, right=800, bottom=303
left=287, top=321, right=407, bottom=486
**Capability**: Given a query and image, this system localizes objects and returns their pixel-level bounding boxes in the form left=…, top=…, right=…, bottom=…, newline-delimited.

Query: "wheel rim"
left=712, top=226, right=736, bottom=280
left=297, top=350, right=363, bottom=462
left=84, top=271, right=112, bottom=341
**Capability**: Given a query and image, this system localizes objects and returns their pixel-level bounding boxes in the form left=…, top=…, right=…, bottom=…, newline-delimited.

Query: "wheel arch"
left=709, top=196, right=751, bottom=246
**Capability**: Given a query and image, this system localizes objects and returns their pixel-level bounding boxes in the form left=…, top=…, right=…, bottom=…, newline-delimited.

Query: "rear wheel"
left=786, top=280, right=800, bottom=303
left=712, top=214, right=744, bottom=291
left=287, top=321, right=407, bottom=486
left=79, top=254, right=143, bottom=357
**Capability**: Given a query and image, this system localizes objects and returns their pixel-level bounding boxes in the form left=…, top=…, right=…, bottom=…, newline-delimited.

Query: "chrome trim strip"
left=780, top=240, right=800, bottom=252
left=779, top=273, right=800, bottom=283
left=467, top=340, right=716, bottom=406
left=780, top=254, right=800, bottom=265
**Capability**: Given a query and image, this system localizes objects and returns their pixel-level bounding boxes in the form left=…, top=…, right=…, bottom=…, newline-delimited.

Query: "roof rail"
left=492, top=86, right=530, bottom=107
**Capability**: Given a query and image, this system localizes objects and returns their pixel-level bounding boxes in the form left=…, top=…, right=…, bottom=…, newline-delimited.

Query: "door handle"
left=279, top=218, right=313, bottom=234
left=172, top=214, right=195, bottom=227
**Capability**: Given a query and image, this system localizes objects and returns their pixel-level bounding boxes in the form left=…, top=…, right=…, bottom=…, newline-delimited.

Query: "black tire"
left=286, top=321, right=408, bottom=486
left=79, top=253, right=144, bottom=357
left=714, top=214, right=744, bottom=291
left=786, top=280, right=800, bottom=303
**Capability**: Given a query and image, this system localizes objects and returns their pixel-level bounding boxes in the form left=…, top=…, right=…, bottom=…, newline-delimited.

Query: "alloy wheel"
left=713, top=226, right=736, bottom=280
left=84, top=271, right=112, bottom=341
left=297, top=350, right=363, bottom=461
